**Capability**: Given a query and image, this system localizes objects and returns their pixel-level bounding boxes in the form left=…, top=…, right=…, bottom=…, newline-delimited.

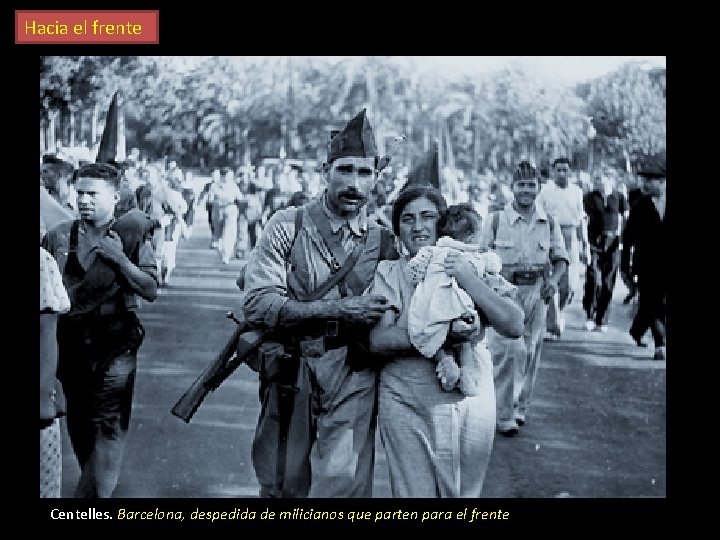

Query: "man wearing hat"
left=480, top=161, right=569, bottom=436
left=241, top=109, right=398, bottom=497
left=621, top=152, right=667, bottom=360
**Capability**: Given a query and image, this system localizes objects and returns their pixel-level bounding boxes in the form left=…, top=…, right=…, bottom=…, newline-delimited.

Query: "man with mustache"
left=241, top=109, right=398, bottom=497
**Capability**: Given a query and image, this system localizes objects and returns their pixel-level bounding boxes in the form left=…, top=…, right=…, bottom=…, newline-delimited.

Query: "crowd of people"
left=40, top=106, right=666, bottom=499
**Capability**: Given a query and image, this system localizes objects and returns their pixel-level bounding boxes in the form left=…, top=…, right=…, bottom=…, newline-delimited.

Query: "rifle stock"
left=171, top=326, right=267, bottom=423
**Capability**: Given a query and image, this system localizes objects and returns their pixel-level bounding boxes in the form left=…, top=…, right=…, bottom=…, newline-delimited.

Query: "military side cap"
left=406, top=142, right=440, bottom=189
left=327, top=108, right=378, bottom=162
left=636, top=151, right=666, bottom=178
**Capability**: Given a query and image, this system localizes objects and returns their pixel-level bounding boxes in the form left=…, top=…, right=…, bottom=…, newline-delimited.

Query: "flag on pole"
left=404, top=141, right=440, bottom=190
left=95, top=91, right=120, bottom=164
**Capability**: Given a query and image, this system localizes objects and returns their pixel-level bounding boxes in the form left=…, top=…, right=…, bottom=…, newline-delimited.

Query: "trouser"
left=252, top=343, right=377, bottom=498
left=557, top=225, right=578, bottom=309
left=234, top=215, right=249, bottom=256
left=489, top=283, right=547, bottom=430
left=57, top=312, right=145, bottom=498
left=206, top=202, right=215, bottom=236
left=210, top=203, right=224, bottom=243
left=546, top=225, right=578, bottom=334
left=218, top=204, right=238, bottom=262
left=181, top=189, right=195, bottom=226
left=248, top=220, right=259, bottom=249
left=161, top=226, right=181, bottom=277
left=630, top=277, right=666, bottom=348
left=582, top=238, right=621, bottom=326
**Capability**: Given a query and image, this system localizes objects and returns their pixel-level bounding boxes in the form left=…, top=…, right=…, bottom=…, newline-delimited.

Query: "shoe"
left=544, top=332, right=559, bottom=341
left=630, top=333, right=648, bottom=348
left=515, top=417, right=525, bottom=427
left=595, top=324, right=608, bottom=333
left=498, top=427, right=519, bottom=437
left=653, top=346, right=666, bottom=361
left=584, top=320, right=595, bottom=331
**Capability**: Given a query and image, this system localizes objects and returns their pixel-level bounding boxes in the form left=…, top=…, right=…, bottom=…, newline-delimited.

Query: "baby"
left=407, top=204, right=503, bottom=396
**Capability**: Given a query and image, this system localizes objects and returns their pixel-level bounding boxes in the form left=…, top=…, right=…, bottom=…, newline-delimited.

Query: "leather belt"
left=287, top=319, right=348, bottom=352
left=502, top=268, right=545, bottom=286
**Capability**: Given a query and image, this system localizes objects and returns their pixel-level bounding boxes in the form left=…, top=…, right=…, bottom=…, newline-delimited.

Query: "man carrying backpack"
left=480, top=161, right=569, bottom=437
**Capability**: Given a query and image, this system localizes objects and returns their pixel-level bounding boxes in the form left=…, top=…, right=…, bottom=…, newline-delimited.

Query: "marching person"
left=582, top=166, right=627, bottom=332
left=621, top=153, right=667, bottom=360
left=367, top=185, right=523, bottom=496
left=241, top=109, right=398, bottom=498
left=481, top=161, right=569, bottom=436
left=42, top=162, right=158, bottom=497
left=536, top=158, right=588, bottom=338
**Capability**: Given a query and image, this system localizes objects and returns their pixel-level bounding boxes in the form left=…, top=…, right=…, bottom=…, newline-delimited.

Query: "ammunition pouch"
left=290, top=319, right=348, bottom=353
left=286, top=319, right=376, bottom=373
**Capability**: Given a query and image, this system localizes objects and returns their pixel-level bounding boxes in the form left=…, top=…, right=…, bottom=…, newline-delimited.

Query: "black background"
left=12, top=2, right=686, bottom=534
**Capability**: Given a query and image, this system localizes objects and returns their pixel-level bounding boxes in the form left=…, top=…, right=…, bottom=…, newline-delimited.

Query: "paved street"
left=61, top=216, right=666, bottom=498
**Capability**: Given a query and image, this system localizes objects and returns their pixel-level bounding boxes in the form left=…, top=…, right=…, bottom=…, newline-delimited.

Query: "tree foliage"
left=39, top=56, right=666, bottom=172
left=584, top=62, right=666, bottom=162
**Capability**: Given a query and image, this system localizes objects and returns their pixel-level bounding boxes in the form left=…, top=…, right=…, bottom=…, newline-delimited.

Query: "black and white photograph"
left=38, top=55, right=666, bottom=502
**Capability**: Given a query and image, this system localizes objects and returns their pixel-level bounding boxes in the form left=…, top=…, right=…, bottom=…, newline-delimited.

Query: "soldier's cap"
left=327, top=108, right=378, bottom=163
left=636, top=151, right=666, bottom=179
left=406, top=142, right=440, bottom=189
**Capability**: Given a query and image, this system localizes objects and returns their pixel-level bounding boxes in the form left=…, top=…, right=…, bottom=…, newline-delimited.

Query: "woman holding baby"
left=368, top=184, right=524, bottom=497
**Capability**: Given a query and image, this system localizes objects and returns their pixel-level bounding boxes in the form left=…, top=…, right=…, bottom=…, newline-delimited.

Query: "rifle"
left=171, top=311, right=267, bottom=423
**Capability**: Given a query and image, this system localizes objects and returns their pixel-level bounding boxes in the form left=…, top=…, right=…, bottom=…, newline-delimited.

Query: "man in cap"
left=480, top=161, right=569, bottom=436
left=621, top=153, right=667, bottom=360
left=241, top=109, right=398, bottom=497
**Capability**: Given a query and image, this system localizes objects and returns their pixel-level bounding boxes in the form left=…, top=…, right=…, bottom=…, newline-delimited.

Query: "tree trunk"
left=70, top=109, right=76, bottom=147
left=48, top=109, right=58, bottom=153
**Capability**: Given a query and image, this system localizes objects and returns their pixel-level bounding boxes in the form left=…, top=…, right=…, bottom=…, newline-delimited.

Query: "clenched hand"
left=444, top=251, right=477, bottom=287
left=339, top=294, right=390, bottom=324
left=92, top=231, right=126, bottom=266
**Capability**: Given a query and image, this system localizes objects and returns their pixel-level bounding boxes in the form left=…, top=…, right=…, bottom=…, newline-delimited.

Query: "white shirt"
left=536, top=180, right=585, bottom=227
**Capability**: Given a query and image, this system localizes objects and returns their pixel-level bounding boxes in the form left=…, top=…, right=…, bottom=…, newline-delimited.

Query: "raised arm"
left=93, top=233, right=158, bottom=301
